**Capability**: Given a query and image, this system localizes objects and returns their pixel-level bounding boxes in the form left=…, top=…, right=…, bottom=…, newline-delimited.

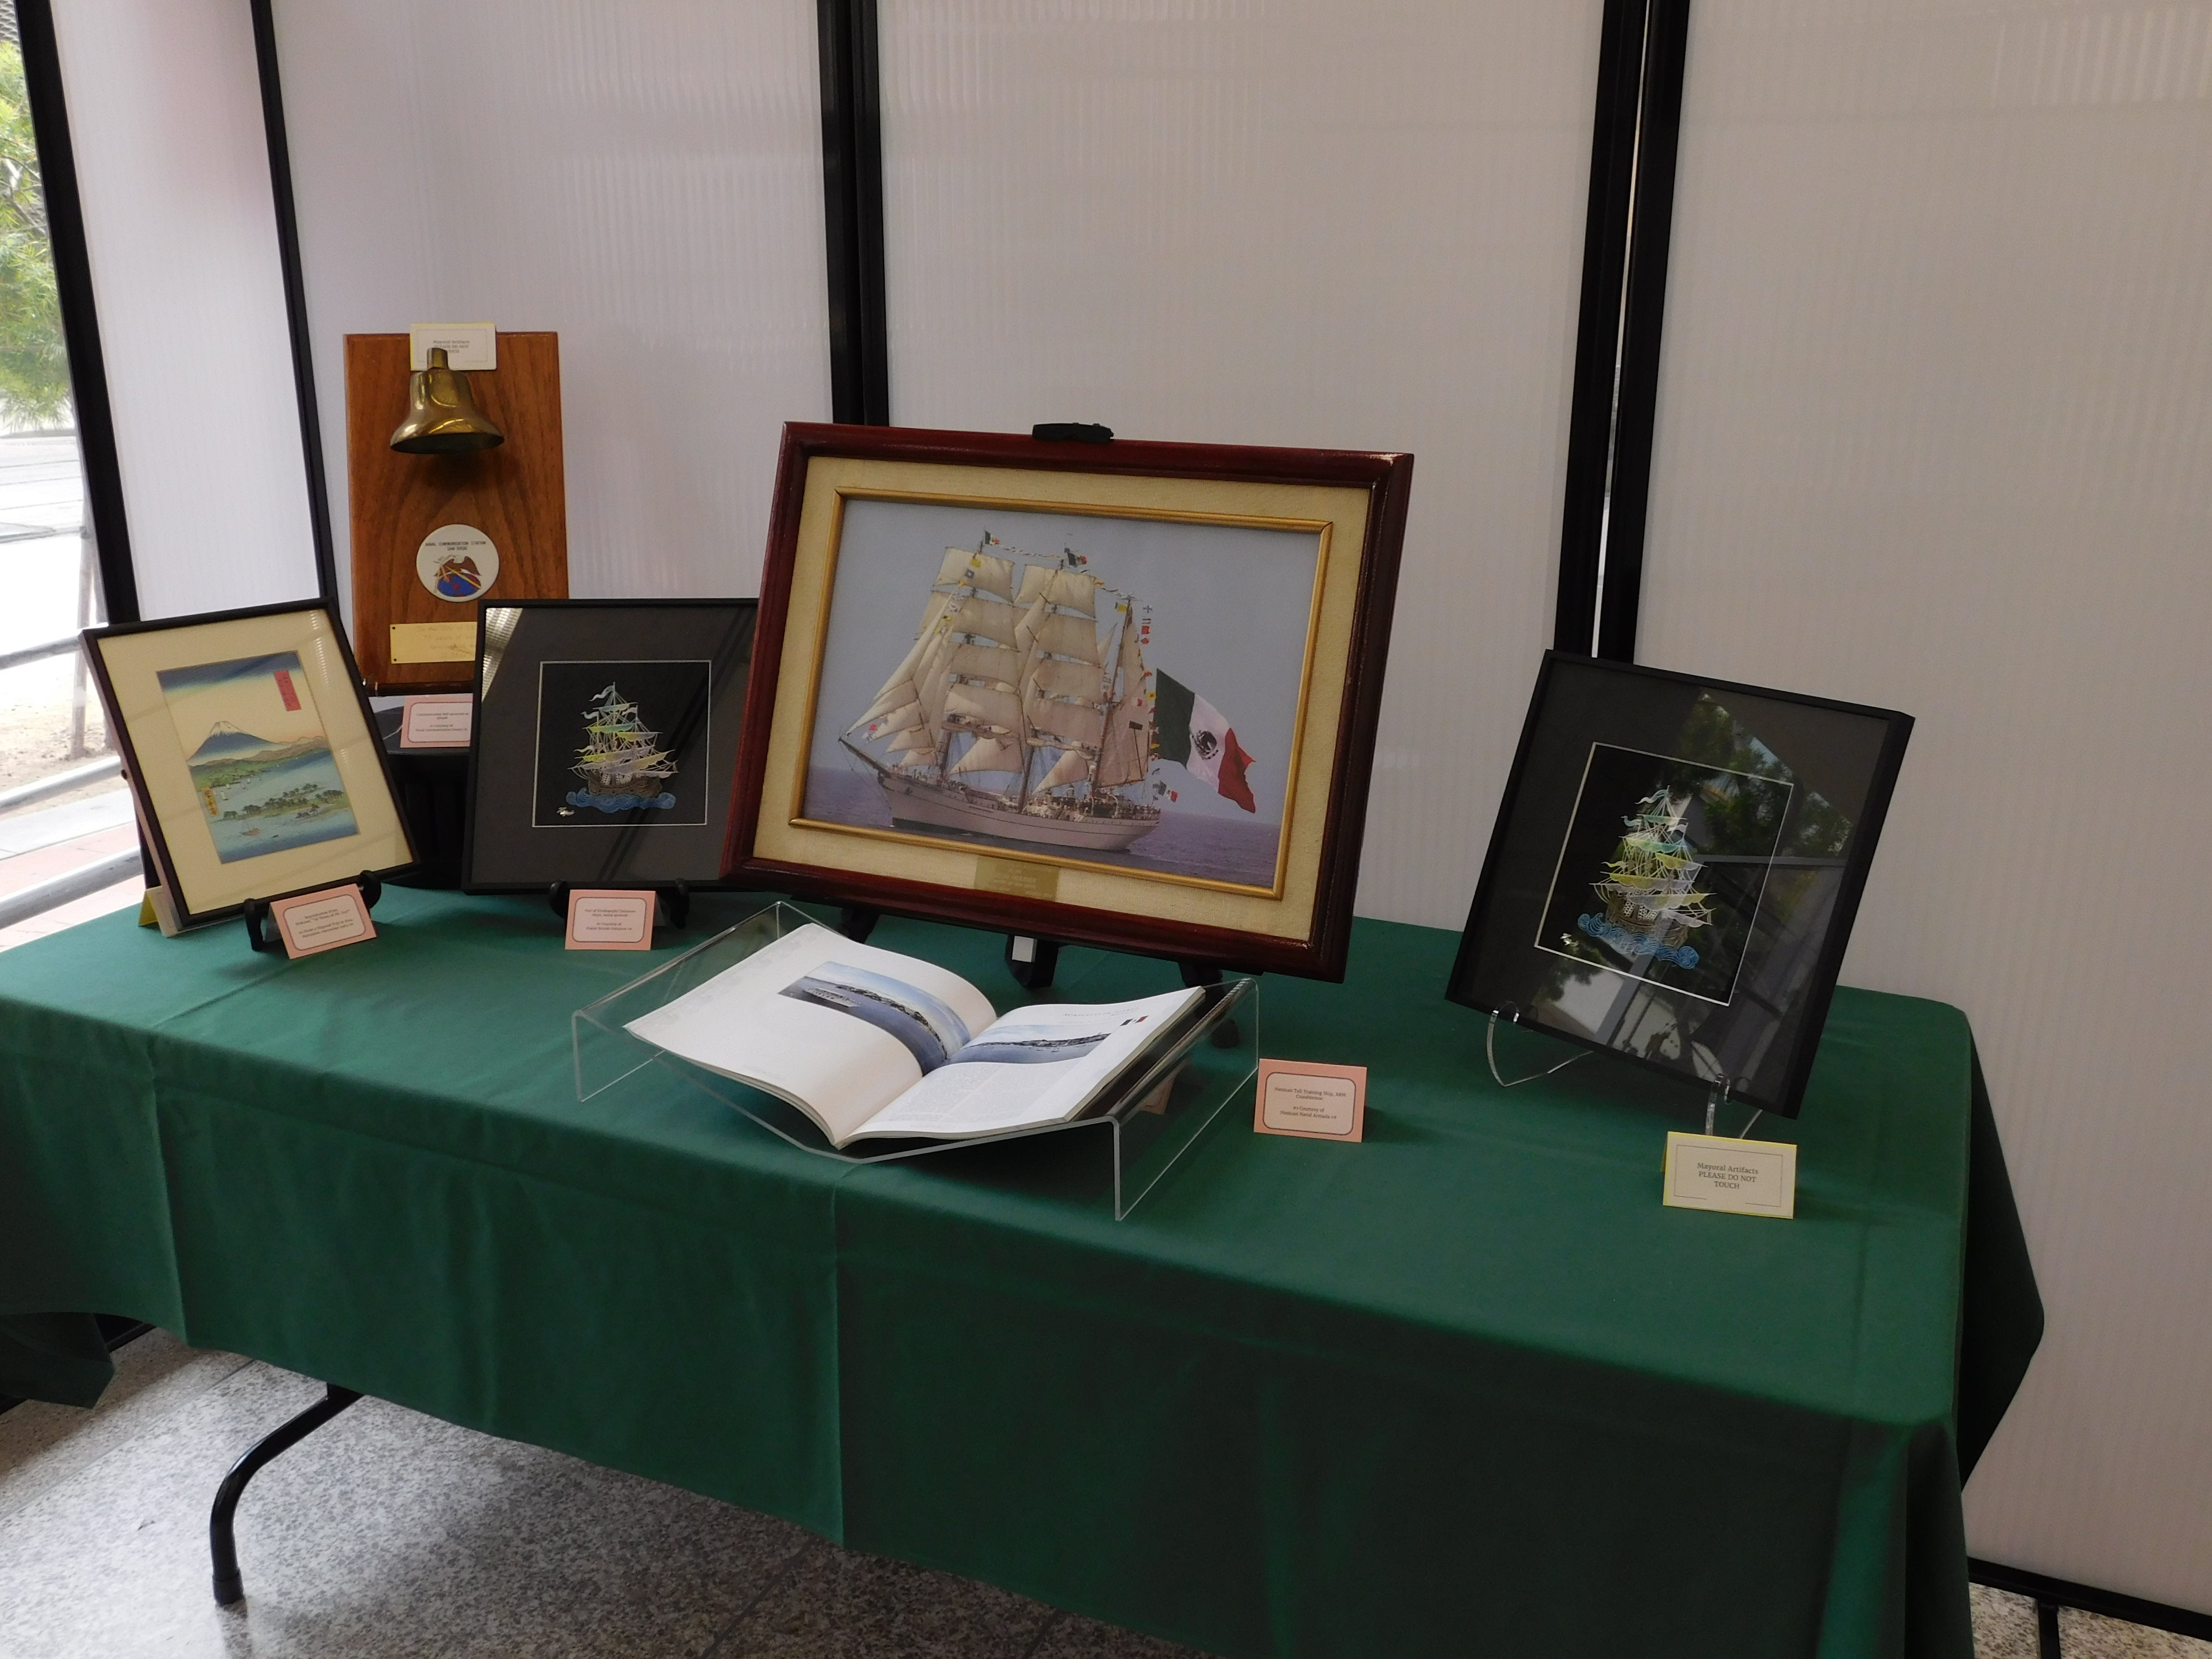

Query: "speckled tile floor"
left=1971, top=1587, right=2212, bottom=1659
left=0, top=1332, right=1206, bottom=1659
left=0, top=1332, right=2203, bottom=1658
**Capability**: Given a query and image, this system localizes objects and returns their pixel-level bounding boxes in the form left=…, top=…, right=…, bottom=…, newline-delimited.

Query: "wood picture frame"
left=725, top=423, right=1413, bottom=980
left=1445, top=652, right=1914, bottom=1117
left=83, top=600, right=417, bottom=930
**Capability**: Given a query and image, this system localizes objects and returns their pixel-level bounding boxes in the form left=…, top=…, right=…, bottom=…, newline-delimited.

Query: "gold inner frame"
left=754, top=457, right=1373, bottom=944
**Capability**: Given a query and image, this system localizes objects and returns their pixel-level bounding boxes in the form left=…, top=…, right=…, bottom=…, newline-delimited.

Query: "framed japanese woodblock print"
left=84, top=601, right=415, bottom=929
left=1446, top=653, right=1913, bottom=1116
left=726, top=424, right=1413, bottom=980
left=464, top=599, right=756, bottom=890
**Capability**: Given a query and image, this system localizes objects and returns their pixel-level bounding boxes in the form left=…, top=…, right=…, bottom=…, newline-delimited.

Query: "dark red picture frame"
left=723, top=423, right=1412, bottom=980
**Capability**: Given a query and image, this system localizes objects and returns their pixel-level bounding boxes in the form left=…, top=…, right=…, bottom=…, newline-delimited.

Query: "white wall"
left=1640, top=0, right=2212, bottom=1611
left=51, top=0, right=318, bottom=617
left=61, top=1, right=828, bottom=620
left=878, top=0, right=1605, bottom=927
left=266, top=0, right=831, bottom=610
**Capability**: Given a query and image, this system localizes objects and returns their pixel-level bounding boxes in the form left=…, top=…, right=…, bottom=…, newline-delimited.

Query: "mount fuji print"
left=158, top=651, right=359, bottom=864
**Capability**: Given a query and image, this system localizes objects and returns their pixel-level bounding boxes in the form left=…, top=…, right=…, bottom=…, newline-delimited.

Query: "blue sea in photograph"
left=196, top=746, right=360, bottom=864
left=805, top=767, right=1280, bottom=890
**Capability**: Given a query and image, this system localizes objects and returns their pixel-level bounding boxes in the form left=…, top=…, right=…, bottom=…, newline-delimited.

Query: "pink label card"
left=1253, top=1058, right=1368, bottom=1142
left=398, top=695, right=473, bottom=748
left=566, top=889, right=655, bottom=951
left=270, top=885, right=376, bottom=959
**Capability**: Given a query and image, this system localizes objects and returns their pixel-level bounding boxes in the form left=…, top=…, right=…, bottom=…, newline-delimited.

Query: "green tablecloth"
left=0, top=889, right=2038, bottom=1658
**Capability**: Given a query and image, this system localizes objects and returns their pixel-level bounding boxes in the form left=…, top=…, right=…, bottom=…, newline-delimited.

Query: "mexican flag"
left=1153, top=670, right=1256, bottom=813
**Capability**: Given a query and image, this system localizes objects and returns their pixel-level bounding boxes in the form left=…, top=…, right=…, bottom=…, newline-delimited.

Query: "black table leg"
left=210, top=1383, right=362, bottom=1606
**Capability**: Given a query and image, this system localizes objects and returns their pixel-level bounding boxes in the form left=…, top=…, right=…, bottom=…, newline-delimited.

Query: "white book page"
left=848, top=987, right=1203, bottom=1142
left=625, top=923, right=999, bottom=1146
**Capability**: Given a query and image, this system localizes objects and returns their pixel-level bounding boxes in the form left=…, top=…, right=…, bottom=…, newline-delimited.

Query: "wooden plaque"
left=345, top=332, right=568, bottom=691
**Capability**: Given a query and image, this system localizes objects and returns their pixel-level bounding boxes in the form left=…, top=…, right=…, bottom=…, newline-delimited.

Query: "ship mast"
left=853, top=534, right=1024, bottom=784
left=1084, top=605, right=1120, bottom=805
left=1078, top=597, right=1130, bottom=809
left=1014, top=553, right=1107, bottom=811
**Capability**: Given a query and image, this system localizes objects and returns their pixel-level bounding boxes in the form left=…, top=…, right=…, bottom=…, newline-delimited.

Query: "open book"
left=624, top=922, right=1206, bottom=1149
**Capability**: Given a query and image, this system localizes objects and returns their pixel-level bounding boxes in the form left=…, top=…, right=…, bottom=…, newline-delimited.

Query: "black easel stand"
left=242, top=871, right=384, bottom=954
left=1005, top=934, right=1059, bottom=989
left=546, top=882, right=691, bottom=930
left=1032, top=421, right=1112, bottom=444
left=209, top=1382, right=361, bottom=1605
left=838, top=905, right=879, bottom=943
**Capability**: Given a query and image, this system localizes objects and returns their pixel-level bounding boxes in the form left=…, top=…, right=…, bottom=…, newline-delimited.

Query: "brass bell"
left=389, top=346, right=505, bottom=455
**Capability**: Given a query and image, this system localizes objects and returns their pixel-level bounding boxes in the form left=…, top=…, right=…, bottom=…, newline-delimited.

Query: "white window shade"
left=266, top=0, right=831, bottom=605
left=1639, top=0, right=2212, bottom=1610
left=51, top=0, right=318, bottom=618
left=879, top=0, right=1605, bottom=928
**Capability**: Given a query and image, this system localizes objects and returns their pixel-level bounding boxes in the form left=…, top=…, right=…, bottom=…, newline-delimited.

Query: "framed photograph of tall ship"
left=464, top=599, right=756, bottom=890
left=83, top=601, right=415, bottom=930
left=1446, top=653, right=1913, bottom=1116
left=726, top=423, right=1414, bottom=980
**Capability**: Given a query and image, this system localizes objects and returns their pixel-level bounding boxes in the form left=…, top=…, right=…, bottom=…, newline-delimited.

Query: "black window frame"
left=11, top=0, right=138, bottom=624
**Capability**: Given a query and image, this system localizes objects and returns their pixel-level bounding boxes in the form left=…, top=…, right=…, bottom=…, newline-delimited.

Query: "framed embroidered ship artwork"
left=464, top=599, right=756, bottom=890
left=726, top=423, right=1414, bottom=980
left=1446, top=653, right=1914, bottom=1116
left=531, top=663, right=712, bottom=829
left=83, top=601, right=415, bottom=931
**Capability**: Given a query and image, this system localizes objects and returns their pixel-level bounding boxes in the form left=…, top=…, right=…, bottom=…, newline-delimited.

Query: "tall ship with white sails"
left=1589, top=788, right=1713, bottom=956
left=840, top=539, right=1161, bottom=853
left=568, top=684, right=677, bottom=811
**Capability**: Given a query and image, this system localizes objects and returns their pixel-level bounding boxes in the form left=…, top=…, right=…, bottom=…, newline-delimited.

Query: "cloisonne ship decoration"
left=842, top=537, right=1245, bottom=854
left=562, top=684, right=678, bottom=815
left=1578, top=788, right=1714, bottom=968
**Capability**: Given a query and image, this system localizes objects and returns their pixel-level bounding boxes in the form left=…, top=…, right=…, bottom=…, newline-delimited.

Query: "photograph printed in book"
left=805, top=499, right=1314, bottom=894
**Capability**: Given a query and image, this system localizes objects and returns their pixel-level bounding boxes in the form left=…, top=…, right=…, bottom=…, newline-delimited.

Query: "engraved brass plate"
left=974, top=857, right=1059, bottom=902
left=389, top=621, right=479, bottom=664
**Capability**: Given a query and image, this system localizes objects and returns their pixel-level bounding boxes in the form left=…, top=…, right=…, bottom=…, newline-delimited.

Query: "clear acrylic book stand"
left=574, top=902, right=1258, bottom=1219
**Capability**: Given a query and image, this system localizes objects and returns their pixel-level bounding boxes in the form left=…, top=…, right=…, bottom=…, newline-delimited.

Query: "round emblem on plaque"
left=415, top=525, right=499, bottom=601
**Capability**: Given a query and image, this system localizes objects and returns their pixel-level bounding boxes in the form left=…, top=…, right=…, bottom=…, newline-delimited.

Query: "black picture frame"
left=1446, top=652, right=1913, bottom=1116
left=83, top=599, right=417, bottom=930
left=464, top=599, right=757, bottom=892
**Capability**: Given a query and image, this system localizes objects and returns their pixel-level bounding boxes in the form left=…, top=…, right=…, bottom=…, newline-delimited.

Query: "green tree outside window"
left=0, top=39, right=71, bottom=428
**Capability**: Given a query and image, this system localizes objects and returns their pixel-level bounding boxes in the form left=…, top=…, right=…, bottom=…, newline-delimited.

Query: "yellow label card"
left=1662, top=1131, right=1798, bottom=1219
